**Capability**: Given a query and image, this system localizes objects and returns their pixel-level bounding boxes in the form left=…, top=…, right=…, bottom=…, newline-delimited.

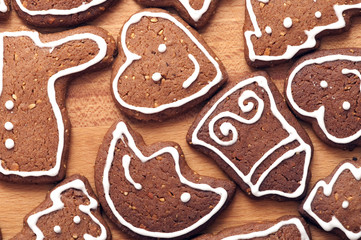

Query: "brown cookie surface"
left=11, top=174, right=111, bottom=240
left=0, top=26, right=116, bottom=184
left=286, top=48, right=361, bottom=150
left=13, top=0, right=117, bottom=27
left=187, top=72, right=313, bottom=201
left=94, top=119, right=235, bottom=239
left=135, top=0, right=221, bottom=28
left=111, top=9, right=227, bottom=121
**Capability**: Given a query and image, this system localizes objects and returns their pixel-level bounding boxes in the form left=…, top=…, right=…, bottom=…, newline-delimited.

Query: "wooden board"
left=0, top=0, right=360, bottom=239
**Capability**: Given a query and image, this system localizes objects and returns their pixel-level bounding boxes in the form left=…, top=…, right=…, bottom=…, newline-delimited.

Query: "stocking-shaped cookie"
left=286, top=49, right=361, bottom=149
left=194, top=216, right=311, bottom=240
left=135, top=0, right=221, bottom=28
left=244, top=0, right=361, bottom=67
left=300, top=159, right=361, bottom=239
left=12, top=175, right=111, bottom=240
left=95, top=119, right=235, bottom=239
left=187, top=73, right=313, bottom=201
left=0, top=0, right=10, bottom=19
left=112, top=9, right=227, bottom=121
left=13, top=0, right=116, bottom=27
left=0, top=27, right=116, bottom=183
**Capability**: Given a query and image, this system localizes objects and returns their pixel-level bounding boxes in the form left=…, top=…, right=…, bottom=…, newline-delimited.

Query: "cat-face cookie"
left=11, top=175, right=111, bottom=240
left=95, top=119, right=235, bottom=239
left=300, top=158, right=361, bottom=240
left=13, top=0, right=117, bottom=27
left=135, top=0, right=221, bottom=28
left=187, top=73, right=313, bottom=201
left=286, top=49, right=361, bottom=149
left=112, top=9, right=227, bottom=121
left=0, top=27, right=116, bottom=184
left=244, top=0, right=361, bottom=67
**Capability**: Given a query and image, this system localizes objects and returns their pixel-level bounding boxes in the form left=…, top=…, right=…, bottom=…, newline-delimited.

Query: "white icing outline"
left=112, top=11, right=223, bottom=115
left=245, top=1, right=361, bottom=62
left=303, top=162, right=361, bottom=239
left=27, top=179, right=107, bottom=240
left=221, top=218, right=310, bottom=240
left=15, top=0, right=108, bottom=16
left=286, top=54, right=361, bottom=144
left=182, top=54, right=200, bottom=88
left=122, top=155, right=142, bottom=190
left=0, top=0, right=7, bottom=13
left=191, top=76, right=312, bottom=198
left=178, top=0, right=212, bottom=22
left=102, top=121, right=228, bottom=238
left=0, top=31, right=107, bottom=177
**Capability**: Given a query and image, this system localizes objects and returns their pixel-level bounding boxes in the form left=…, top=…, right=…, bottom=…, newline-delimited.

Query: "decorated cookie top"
left=95, top=120, right=235, bottom=239
left=112, top=9, right=227, bottom=121
left=244, top=0, right=361, bottom=66
left=286, top=49, right=361, bottom=149
left=188, top=73, right=312, bottom=200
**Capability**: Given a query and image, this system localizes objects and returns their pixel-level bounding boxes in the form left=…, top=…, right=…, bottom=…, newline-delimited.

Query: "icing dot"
left=265, top=26, right=272, bottom=34
left=342, top=200, right=349, bottom=209
left=54, top=225, right=61, bottom=234
left=320, top=80, right=328, bottom=88
left=315, top=11, right=322, bottom=18
left=342, top=101, right=351, bottom=110
left=5, top=139, right=14, bottom=149
left=73, top=216, right=81, bottom=224
left=283, top=17, right=293, bottom=28
left=4, top=122, right=13, bottom=131
left=5, top=100, right=14, bottom=110
left=181, top=192, right=191, bottom=203
left=152, top=72, right=162, bottom=82
left=158, top=44, right=167, bottom=53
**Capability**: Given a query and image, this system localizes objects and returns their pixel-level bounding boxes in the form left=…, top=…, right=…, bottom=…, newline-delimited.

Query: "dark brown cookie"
left=300, top=158, right=361, bottom=240
left=111, top=8, right=227, bottom=121
left=11, top=174, right=111, bottom=240
left=0, top=26, right=116, bottom=184
left=135, top=0, right=221, bottom=28
left=187, top=72, right=313, bottom=201
left=0, top=0, right=10, bottom=19
left=286, top=48, right=361, bottom=150
left=13, top=0, right=117, bottom=27
left=194, top=216, right=311, bottom=239
left=94, top=119, right=236, bottom=239
left=244, top=0, right=361, bottom=67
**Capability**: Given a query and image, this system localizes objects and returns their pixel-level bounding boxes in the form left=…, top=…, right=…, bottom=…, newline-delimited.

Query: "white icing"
left=15, top=0, right=108, bottom=16
left=53, top=225, right=61, bottom=234
left=245, top=1, right=361, bottom=62
left=265, top=26, right=272, bottom=34
left=342, top=101, right=351, bottom=110
left=180, top=192, right=191, bottom=203
left=315, top=11, right=322, bottom=18
left=5, top=100, right=13, bottom=110
left=122, top=155, right=142, bottom=190
left=258, top=0, right=269, bottom=3
left=182, top=54, right=200, bottom=88
left=178, top=0, right=212, bottom=22
left=287, top=55, right=361, bottom=144
left=73, top=215, right=81, bottom=224
left=27, top=179, right=107, bottom=240
left=102, top=121, right=228, bottom=238
left=283, top=17, right=293, bottom=28
left=158, top=44, right=167, bottom=53
left=4, top=121, right=13, bottom=130
left=112, top=11, right=223, bottom=115
left=0, top=31, right=107, bottom=177
left=320, top=80, right=328, bottom=88
left=303, top=162, right=361, bottom=239
left=152, top=72, right=162, bottom=82
left=5, top=138, right=14, bottom=149
left=0, top=0, right=7, bottom=13
left=191, top=76, right=312, bottom=198
left=221, top=218, right=310, bottom=240
left=342, top=200, right=349, bottom=209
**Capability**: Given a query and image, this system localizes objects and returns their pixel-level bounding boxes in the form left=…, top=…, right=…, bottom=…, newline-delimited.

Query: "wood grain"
left=0, top=0, right=360, bottom=239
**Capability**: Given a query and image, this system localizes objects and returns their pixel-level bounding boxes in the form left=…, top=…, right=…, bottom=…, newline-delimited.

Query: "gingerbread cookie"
left=11, top=174, right=111, bottom=240
left=135, top=0, right=221, bottom=28
left=95, top=119, right=235, bottom=239
left=300, top=158, right=361, bottom=239
left=0, top=26, right=116, bottom=184
left=286, top=49, right=361, bottom=149
left=13, top=0, right=117, bottom=27
left=187, top=73, right=313, bottom=201
left=0, top=0, right=10, bottom=19
left=194, top=216, right=311, bottom=239
left=112, top=9, right=227, bottom=121
left=244, top=0, right=361, bottom=67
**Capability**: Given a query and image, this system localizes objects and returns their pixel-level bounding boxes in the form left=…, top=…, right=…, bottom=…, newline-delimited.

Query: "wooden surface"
left=0, top=0, right=361, bottom=239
